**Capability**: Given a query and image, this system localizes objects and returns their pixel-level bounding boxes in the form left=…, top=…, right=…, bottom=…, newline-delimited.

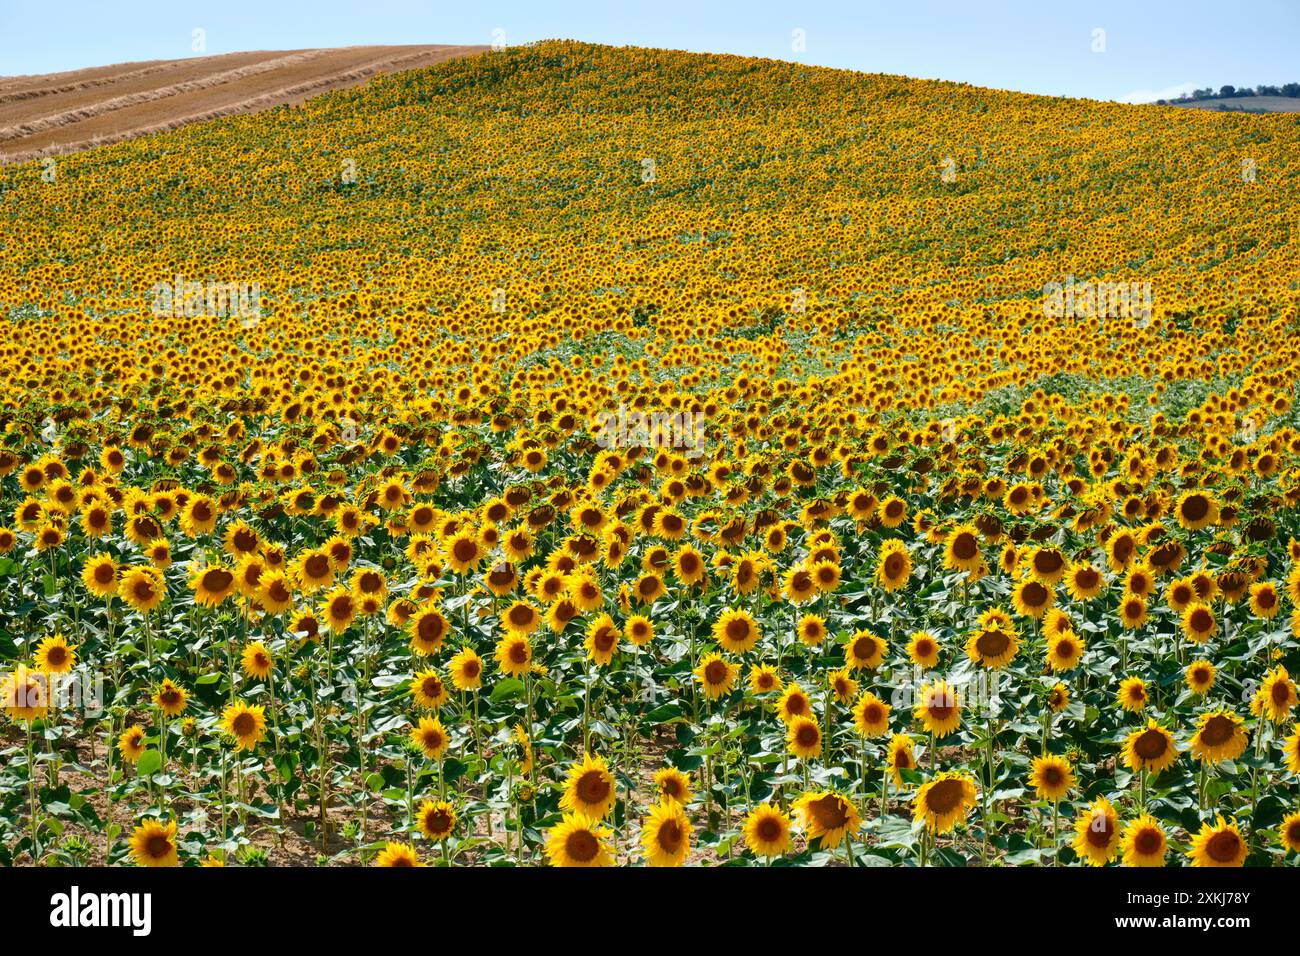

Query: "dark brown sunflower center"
left=1134, top=827, right=1162, bottom=855
left=1133, top=729, right=1169, bottom=760
left=1200, top=715, right=1234, bottom=747
left=1181, top=494, right=1209, bottom=522
left=976, top=630, right=1010, bottom=658
left=565, top=829, right=599, bottom=863
left=576, top=770, right=610, bottom=805
left=925, top=778, right=965, bottom=815
left=1206, top=830, right=1241, bottom=863
left=807, top=794, right=850, bottom=830
left=656, top=819, right=683, bottom=853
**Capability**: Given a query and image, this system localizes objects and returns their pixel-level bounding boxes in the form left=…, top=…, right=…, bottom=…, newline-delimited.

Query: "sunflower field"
left=1, top=41, right=1299, bottom=868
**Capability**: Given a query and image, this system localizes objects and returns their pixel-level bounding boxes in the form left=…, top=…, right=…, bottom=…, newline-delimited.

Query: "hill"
left=0, top=45, right=485, bottom=164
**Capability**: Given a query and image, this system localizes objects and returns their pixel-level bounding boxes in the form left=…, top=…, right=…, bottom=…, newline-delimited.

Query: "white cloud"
left=1115, top=82, right=1198, bottom=104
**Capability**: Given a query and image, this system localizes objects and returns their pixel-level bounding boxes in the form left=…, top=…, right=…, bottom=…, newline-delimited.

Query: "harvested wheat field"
left=0, top=39, right=1299, bottom=875
left=0, top=45, right=486, bottom=165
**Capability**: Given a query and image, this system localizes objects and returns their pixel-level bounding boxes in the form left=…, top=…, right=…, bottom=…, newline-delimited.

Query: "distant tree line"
left=1157, top=83, right=1300, bottom=105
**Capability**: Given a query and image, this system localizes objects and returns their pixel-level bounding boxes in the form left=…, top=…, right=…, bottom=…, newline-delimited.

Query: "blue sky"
left=1, top=0, right=1296, bottom=102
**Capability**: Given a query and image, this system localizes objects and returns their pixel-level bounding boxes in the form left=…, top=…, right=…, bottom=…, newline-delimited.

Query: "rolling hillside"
left=0, top=45, right=485, bottom=164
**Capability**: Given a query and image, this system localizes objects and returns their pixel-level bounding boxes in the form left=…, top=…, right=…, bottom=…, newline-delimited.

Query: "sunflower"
left=843, top=630, right=886, bottom=670
left=495, top=634, right=533, bottom=676
left=878, top=495, right=907, bottom=528
left=375, top=842, right=423, bottom=866
left=1249, top=581, right=1281, bottom=619
left=695, top=652, right=739, bottom=700
left=409, top=713, right=450, bottom=759
left=191, top=564, right=236, bottom=608
left=1123, top=719, right=1179, bottom=774
left=117, top=724, right=146, bottom=763
left=291, top=548, right=335, bottom=593
left=500, top=600, right=541, bottom=636
left=1046, top=682, right=1070, bottom=712
left=34, top=634, right=75, bottom=675
left=1185, top=659, right=1216, bottom=696
left=810, top=558, right=842, bottom=593
left=411, top=670, right=450, bottom=710
left=448, top=647, right=483, bottom=691
left=1252, top=665, right=1297, bottom=723
left=875, top=539, right=912, bottom=592
left=565, top=570, right=602, bottom=610
left=1165, top=576, right=1197, bottom=612
left=1065, top=561, right=1104, bottom=601
left=624, top=567, right=667, bottom=605
left=80, top=553, right=118, bottom=598
left=545, top=813, right=613, bottom=867
left=793, top=790, right=860, bottom=849
left=1187, top=817, right=1247, bottom=867
left=1180, top=602, right=1217, bottom=643
left=743, top=802, right=792, bottom=858
left=1045, top=631, right=1085, bottom=671
left=129, top=818, right=178, bottom=867
left=1121, top=815, right=1168, bottom=867
left=408, top=607, right=450, bottom=656
left=796, top=613, right=828, bottom=647
left=417, top=799, right=457, bottom=841
left=914, top=679, right=961, bottom=738
left=852, top=691, right=891, bottom=738
left=321, top=587, right=357, bottom=632
left=584, top=614, right=620, bottom=665
left=179, top=495, right=218, bottom=537
left=1072, top=796, right=1120, bottom=866
left=1174, top=490, right=1219, bottom=530
left=1117, top=676, right=1148, bottom=713
left=672, top=544, right=707, bottom=586
left=641, top=800, right=692, bottom=867
left=782, top=564, right=817, bottom=603
left=624, top=614, right=654, bottom=647
left=221, top=700, right=267, bottom=751
left=886, top=733, right=917, bottom=784
left=965, top=621, right=1019, bottom=669
left=712, top=608, right=760, bottom=653
left=257, top=570, right=295, bottom=614
left=748, top=662, right=783, bottom=695
left=828, top=667, right=858, bottom=704
left=1028, top=754, right=1075, bottom=802
left=1190, top=709, right=1249, bottom=764
left=1279, top=811, right=1300, bottom=855
left=154, top=679, right=188, bottom=718
left=561, top=753, right=617, bottom=819
left=1286, top=722, right=1300, bottom=774
left=1027, top=546, right=1068, bottom=585
left=118, top=565, right=165, bottom=613
left=777, top=682, right=812, bottom=723
left=1106, top=530, right=1139, bottom=572
left=240, top=641, right=274, bottom=680
left=1011, top=578, right=1054, bottom=619
left=913, top=771, right=978, bottom=833
left=654, top=767, right=693, bottom=805
left=906, top=631, right=941, bottom=669
left=787, top=715, right=822, bottom=760
left=942, top=524, right=983, bottom=573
